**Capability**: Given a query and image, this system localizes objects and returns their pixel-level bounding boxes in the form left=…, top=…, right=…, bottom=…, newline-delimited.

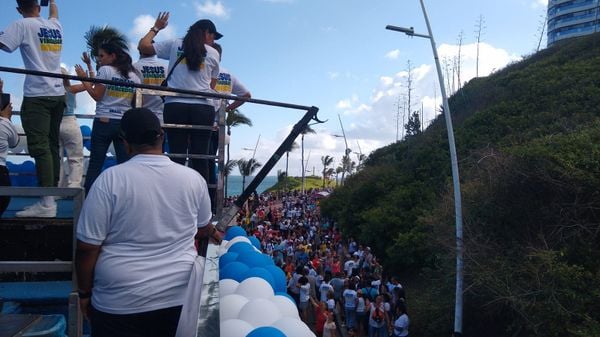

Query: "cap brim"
left=214, top=32, right=223, bottom=40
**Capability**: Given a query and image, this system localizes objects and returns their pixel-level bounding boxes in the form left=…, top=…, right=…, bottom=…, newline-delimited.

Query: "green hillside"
left=321, top=33, right=600, bottom=337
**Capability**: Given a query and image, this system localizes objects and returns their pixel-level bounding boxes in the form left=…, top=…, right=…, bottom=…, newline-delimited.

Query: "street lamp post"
left=387, top=1, right=464, bottom=336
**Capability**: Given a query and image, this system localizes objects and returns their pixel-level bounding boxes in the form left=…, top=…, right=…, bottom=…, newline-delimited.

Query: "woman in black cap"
left=138, top=12, right=222, bottom=184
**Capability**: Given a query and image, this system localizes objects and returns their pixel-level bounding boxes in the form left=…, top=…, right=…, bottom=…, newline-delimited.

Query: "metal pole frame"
left=417, top=0, right=464, bottom=334
left=386, top=1, right=465, bottom=334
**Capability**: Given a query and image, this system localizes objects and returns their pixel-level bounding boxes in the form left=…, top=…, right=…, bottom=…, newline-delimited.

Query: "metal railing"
left=0, top=186, right=84, bottom=337
left=0, top=65, right=322, bottom=336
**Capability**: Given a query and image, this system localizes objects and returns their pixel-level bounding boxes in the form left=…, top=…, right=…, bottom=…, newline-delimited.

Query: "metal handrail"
left=0, top=64, right=323, bottom=337
left=0, top=186, right=84, bottom=337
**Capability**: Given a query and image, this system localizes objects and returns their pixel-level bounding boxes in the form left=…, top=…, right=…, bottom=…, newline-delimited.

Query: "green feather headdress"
left=84, top=25, right=129, bottom=62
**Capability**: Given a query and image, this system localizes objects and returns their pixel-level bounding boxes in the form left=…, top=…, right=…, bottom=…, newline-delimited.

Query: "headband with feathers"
left=84, top=25, right=129, bottom=62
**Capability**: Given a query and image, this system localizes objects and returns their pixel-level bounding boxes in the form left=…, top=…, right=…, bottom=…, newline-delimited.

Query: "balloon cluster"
left=218, top=226, right=316, bottom=337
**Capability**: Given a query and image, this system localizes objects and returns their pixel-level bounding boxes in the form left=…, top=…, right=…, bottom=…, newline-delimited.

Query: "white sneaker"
left=15, top=202, right=57, bottom=218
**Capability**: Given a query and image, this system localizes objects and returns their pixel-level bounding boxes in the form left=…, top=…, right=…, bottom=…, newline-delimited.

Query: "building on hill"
left=547, top=0, right=600, bottom=46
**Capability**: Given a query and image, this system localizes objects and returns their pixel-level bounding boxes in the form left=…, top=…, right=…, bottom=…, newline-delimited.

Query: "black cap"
left=194, top=19, right=223, bottom=40
left=120, top=108, right=162, bottom=145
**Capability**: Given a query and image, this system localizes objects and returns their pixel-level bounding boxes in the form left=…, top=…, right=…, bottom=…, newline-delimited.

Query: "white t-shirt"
left=153, top=39, right=219, bottom=105
left=326, top=298, right=335, bottom=311
left=76, top=154, right=212, bottom=314
left=0, top=117, right=20, bottom=166
left=323, top=321, right=336, bottom=337
left=319, top=282, right=334, bottom=302
left=299, top=283, right=310, bottom=302
left=94, top=66, right=141, bottom=120
left=393, top=313, right=410, bottom=337
left=133, top=56, right=166, bottom=123
left=344, top=259, right=356, bottom=276
left=0, top=17, right=64, bottom=97
left=343, top=289, right=357, bottom=309
left=356, top=297, right=366, bottom=313
left=369, top=302, right=386, bottom=328
left=211, top=66, right=250, bottom=111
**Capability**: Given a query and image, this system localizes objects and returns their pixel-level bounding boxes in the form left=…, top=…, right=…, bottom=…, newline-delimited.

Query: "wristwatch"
left=78, top=289, right=92, bottom=299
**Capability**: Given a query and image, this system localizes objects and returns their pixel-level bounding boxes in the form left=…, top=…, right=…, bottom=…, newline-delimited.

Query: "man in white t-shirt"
left=133, top=51, right=167, bottom=124
left=75, top=108, right=217, bottom=337
left=0, top=0, right=65, bottom=217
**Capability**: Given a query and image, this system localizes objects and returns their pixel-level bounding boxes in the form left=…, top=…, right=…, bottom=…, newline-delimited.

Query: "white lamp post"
left=387, top=1, right=464, bottom=335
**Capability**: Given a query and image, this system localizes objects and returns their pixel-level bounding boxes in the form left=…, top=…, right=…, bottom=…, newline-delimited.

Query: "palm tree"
left=237, top=158, right=262, bottom=191
left=324, top=167, right=335, bottom=187
left=284, top=141, right=299, bottom=191
left=301, top=125, right=316, bottom=193
left=340, top=154, right=352, bottom=185
left=321, top=155, right=334, bottom=188
left=225, top=109, right=252, bottom=196
left=335, top=166, right=343, bottom=187
left=223, top=159, right=238, bottom=198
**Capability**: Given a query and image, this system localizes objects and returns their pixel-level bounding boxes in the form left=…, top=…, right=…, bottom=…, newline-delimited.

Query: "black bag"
left=160, top=54, right=185, bottom=102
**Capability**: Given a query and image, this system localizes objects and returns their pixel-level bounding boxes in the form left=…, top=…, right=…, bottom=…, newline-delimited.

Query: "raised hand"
left=154, top=12, right=170, bottom=31
left=74, top=64, right=88, bottom=78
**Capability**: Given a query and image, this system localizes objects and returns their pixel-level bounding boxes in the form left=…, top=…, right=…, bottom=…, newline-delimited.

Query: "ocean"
left=226, top=175, right=278, bottom=197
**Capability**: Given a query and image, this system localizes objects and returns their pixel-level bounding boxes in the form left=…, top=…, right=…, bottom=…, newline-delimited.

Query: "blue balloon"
left=246, top=327, right=286, bottom=337
left=224, top=225, right=247, bottom=241
left=248, top=235, right=261, bottom=250
left=219, top=262, right=249, bottom=282
left=81, top=125, right=92, bottom=151
left=242, top=267, right=275, bottom=289
left=264, top=265, right=287, bottom=293
left=236, top=251, right=266, bottom=268
left=219, top=252, right=239, bottom=268
left=228, top=242, right=255, bottom=255
left=262, top=254, right=275, bottom=266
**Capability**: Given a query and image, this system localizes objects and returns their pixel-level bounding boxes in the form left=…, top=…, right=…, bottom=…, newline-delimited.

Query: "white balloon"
left=219, top=279, right=239, bottom=298
left=271, top=295, right=300, bottom=319
left=219, top=319, right=254, bottom=337
left=220, top=294, right=249, bottom=321
left=238, top=298, right=282, bottom=327
left=225, top=236, right=252, bottom=250
left=272, top=317, right=316, bottom=337
left=235, top=277, right=274, bottom=300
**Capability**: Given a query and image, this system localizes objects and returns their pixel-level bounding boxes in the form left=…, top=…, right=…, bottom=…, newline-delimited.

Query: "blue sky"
left=1, top=0, right=549, bottom=176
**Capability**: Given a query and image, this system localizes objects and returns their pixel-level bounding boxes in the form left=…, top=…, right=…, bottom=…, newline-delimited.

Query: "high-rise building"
left=547, top=0, right=600, bottom=46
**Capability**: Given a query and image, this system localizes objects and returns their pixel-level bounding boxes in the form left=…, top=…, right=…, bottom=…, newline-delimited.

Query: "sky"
left=0, top=0, right=549, bottom=177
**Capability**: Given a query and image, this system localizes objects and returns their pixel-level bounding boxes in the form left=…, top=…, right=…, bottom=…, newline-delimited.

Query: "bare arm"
left=75, top=240, right=101, bottom=319
left=74, top=64, right=105, bottom=101
left=138, top=12, right=169, bottom=56
left=49, top=0, right=58, bottom=19
left=226, top=92, right=251, bottom=113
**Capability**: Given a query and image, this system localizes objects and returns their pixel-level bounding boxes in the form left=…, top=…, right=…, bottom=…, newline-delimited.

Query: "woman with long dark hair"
left=138, top=12, right=221, bottom=183
left=75, top=27, right=141, bottom=192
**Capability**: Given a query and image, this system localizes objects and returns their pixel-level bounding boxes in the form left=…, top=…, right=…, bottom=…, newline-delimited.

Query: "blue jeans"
left=345, top=307, right=356, bottom=329
left=84, top=118, right=129, bottom=193
left=369, top=324, right=388, bottom=337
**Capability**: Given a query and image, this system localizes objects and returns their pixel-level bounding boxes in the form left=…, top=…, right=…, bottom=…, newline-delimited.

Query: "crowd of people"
left=1, top=1, right=410, bottom=336
left=230, top=190, right=410, bottom=337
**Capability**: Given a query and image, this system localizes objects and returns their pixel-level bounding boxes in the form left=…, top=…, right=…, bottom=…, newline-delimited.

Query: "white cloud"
left=328, top=72, right=340, bottom=80
left=532, top=0, right=548, bottom=9
left=336, top=99, right=352, bottom=109
left=385, top=49, right=401, bottom=59
left=380, top=76, right=394, bottom=86
left=195, top=0, right=230, bottom=18
left=327, top=41, right=521, bottom=156
left=130, top=14, right=176, bottom=41
left=261, top=0, right=295, bottom=3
